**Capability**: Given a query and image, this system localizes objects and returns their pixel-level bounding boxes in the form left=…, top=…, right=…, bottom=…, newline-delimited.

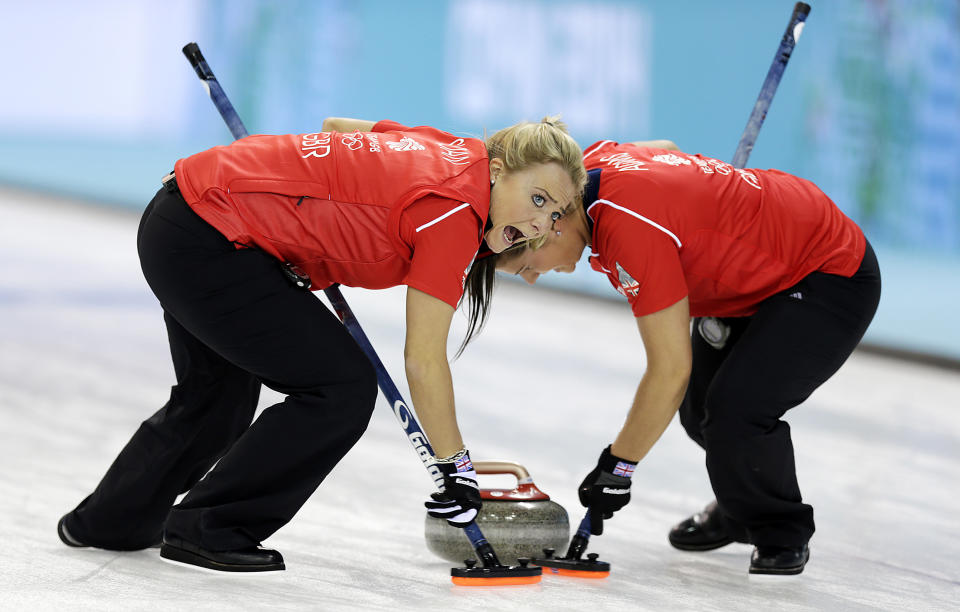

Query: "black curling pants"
left=64, top=186, right=378, bottom=551
left=679, top=241, right=880, bottom=548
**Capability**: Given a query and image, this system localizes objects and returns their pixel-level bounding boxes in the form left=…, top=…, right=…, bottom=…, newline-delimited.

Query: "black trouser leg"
left=680, top=317, right=751, bottom=450
left=683, top=243, right=880, bottom=547
left=66, top=313, right=261, bottom=550
left=165, top=368, right=377, bottom=550
left=679, top=317, right=752, bottom=544
left=68, top=187, right=378, bottom=552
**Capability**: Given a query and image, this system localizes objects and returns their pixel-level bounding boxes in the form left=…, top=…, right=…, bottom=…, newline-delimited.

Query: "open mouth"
left=503, top=225, right=526, bottom=246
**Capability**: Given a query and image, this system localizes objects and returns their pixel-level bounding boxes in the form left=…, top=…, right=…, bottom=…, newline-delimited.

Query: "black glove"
left=578, top=445, right=637, bottom=535
left=424, top=449, right=482, bottom=528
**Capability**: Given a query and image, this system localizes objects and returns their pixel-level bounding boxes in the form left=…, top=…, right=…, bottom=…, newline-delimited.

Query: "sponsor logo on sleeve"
left=690, top=156, right=714, bottom=174
left=386, top=136, right=426, bottom=152
left=366, top=132, right=382, bottom=152
left=651, top=153, right=691, bottom=166
left=689, top=155, right=761, bottom=190
left=708, top=158, right=733, bottom=175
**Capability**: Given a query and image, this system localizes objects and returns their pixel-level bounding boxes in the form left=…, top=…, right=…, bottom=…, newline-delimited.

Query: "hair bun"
left=540, top=114, right=568, bottom=132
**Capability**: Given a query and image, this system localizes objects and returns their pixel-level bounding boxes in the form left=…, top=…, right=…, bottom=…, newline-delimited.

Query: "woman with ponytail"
left=58, top=116, right=585, bottom=574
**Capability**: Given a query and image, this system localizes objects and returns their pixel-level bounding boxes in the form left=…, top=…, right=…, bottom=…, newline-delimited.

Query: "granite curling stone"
left=425, top=461, right=569, bottom=565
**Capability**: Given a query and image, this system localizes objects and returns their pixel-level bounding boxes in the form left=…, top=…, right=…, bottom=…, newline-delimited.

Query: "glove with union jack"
left=424, top=449, right=482, bottom=528
left=578, top=445, right=637, bottom=535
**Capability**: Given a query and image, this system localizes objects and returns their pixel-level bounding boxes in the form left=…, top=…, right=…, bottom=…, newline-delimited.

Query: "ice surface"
left=1, top=188, right=957, bottom=611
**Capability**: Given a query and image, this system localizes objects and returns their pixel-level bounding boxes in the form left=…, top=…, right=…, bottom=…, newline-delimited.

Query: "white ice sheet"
left=1, top=189, right=957, bottom=611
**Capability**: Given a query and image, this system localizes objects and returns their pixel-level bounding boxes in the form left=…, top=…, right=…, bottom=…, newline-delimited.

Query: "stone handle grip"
left=474, top=461, right=534, bottom=485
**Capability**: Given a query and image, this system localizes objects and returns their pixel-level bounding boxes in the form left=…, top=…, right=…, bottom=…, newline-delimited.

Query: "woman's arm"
left=321, top=117, right=377, bottom=133
left=630, top=139, right=679, bottom=150
left=610, top=296, right=692, bottom=461
left=404, top=287, right=463, bottom=458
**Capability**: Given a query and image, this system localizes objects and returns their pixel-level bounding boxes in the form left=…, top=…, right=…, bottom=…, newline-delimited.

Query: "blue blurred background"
left=1, top=0, right=958, bottom=361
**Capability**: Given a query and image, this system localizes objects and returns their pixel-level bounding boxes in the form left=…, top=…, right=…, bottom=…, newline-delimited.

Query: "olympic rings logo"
left=340, top=131, right=365, bottom=151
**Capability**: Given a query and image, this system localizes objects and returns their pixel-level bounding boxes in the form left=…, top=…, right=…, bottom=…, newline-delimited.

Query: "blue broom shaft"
left=732, top=2, right=810, bottom=168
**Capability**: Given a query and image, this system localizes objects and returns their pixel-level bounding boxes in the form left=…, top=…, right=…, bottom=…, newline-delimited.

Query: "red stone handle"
left=473, top=461, right=550, bottom=501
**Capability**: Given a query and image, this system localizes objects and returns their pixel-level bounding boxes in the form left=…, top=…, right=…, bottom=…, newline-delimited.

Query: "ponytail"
left=456, top=115, right=585, bottom=355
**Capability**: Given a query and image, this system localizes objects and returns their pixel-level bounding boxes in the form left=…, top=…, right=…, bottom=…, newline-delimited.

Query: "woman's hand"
left=629, top=139, right=679, bottom=150
left=320, top=117, right=376, bottom=133
left=424, top=449, right=482, bottom=527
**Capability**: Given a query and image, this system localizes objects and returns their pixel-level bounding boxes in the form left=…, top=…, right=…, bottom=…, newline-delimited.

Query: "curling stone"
left=425, top=461, right=569, bottom=565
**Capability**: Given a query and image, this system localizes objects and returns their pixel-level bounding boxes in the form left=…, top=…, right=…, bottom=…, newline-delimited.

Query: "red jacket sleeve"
left=598, top=217, right=688, bottom=317
left=400, top=195, right=483, bottom=308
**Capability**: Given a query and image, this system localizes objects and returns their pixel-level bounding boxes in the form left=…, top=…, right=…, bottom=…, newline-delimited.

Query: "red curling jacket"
left=173, top=120, right=491, bottom=307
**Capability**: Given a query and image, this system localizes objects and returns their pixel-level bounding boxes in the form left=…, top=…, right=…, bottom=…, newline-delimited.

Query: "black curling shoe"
left=749, top=544, right=810, bottom=575
left=58, top=514, right=87, bottom=548
left=58, top=513, right=162, bottom=550
left=160, top=535, right=285, bottom=573
left=668, top=500, right=734, bottom=551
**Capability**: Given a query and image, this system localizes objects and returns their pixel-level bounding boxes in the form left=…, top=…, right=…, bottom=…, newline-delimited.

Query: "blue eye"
left=533, top=194, right=546, bottom=207
left=551, top=211, right=562, bottom=221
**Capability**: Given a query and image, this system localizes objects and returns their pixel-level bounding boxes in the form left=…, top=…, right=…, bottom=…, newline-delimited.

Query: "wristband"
left=435, top=446, right=468, bottom=464
left=436, top=447, right=475, bottom=476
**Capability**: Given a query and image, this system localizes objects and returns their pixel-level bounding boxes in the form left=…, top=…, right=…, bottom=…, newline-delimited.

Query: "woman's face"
left=485, top=159, right=576, bottom=253
left=497, top=215, right=589, bottom=284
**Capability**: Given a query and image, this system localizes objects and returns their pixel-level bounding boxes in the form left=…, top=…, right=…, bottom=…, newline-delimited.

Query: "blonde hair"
left=457, top=117, right=585, bottom=357
left=485, top=115, right=587, bottom=196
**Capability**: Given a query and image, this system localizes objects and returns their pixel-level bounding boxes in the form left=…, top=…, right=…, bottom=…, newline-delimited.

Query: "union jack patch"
left=613, top=461, right=635, bottom=478
left=616, top=262, right=640, bottom=297
left=455, top=455, right=474, bottom=473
